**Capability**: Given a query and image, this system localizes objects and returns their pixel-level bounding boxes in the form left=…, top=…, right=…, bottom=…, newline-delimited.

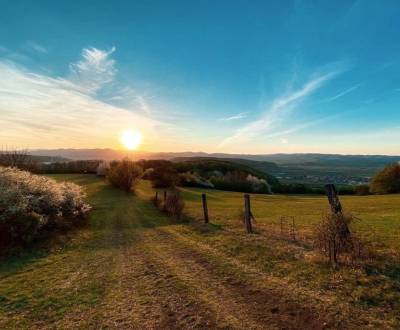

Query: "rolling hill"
left=28, top=149, right=400, bottom=185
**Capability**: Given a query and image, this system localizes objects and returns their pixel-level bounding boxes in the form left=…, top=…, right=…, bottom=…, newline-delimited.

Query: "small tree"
left=107, top=160, right=143, bottom=192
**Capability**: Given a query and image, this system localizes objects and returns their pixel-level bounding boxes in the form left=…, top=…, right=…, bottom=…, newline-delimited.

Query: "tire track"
left=140, top=228, right=330, bottom=330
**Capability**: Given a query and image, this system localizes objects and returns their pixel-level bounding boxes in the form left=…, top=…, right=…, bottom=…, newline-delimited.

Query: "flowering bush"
left=179, top=171, right=214, bottom=188
left=96, top=161, right=110, bottom=177
left=210, top=171, right=272, bottom=193
left=246, top=174, right=271, bottom=193
left=0, top=166, right=91, bottom=249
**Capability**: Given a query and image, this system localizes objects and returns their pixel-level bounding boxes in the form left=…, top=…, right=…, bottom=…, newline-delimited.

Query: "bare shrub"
left=314, top=212, right=355, bottom=266
left=164, top=190, right=185, bottom=219
left=0, top=149, right=37, bottom=171
left=107, top=160, right=143, bottom=192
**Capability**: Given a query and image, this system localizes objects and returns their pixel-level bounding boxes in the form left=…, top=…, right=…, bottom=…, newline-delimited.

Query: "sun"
left=120, top=130, right=142, bottom=150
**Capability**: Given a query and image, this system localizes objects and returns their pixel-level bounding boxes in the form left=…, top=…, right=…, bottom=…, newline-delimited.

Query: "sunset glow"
left=120, top=130, right=142, bottom=150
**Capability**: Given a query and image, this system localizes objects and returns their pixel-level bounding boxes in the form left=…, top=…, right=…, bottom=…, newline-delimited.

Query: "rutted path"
left=0, top=175, right=381, bottom=329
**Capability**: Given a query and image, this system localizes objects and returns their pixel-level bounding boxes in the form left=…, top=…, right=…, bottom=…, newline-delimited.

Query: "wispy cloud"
left=105, top=86, right=154, bottom=116
left=217, top=112, right=248, bottom=121
left=69, top=47, right=117, bottom=94
left=219, top=67, right=343, bottom=147
left=25, top=41, right=48, bottom=54
left=323, top=83, right=361, bottom=102
left=264, top=116, right=337, bottom=139
left=0, top=48, right=164, bottom=149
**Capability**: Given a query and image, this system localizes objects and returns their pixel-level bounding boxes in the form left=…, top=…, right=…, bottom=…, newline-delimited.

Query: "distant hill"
left=29, top=149, right=400, bottom=165
left=29, top=149, right=400, bottom=185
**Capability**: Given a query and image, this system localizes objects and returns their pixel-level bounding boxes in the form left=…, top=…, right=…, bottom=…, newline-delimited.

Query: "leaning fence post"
left=324, top=184, right=343, bottom=215
left=324, top=184, right=348, bottom=267
left=201, top=193, right=209, bottom=223
left=244, top=194, right=253, bottom=233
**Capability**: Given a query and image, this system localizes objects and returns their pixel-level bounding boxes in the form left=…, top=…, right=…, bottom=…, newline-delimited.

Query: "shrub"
left=370, top=163, right=400, bottom=194
left=107, top=160, right=143, bottom=192
left=0, top=166, right=90, bottom=249
left=164, top=190, right=185, bottom=219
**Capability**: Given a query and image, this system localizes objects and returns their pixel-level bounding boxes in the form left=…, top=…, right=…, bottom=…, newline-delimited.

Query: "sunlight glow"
left=120, top=130, right=142, bottom=150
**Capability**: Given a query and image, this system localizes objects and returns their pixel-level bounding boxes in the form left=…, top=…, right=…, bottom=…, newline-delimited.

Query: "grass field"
left=162, top=184, right=400, bottom=250
left=1, top=174, right=399, bottom=329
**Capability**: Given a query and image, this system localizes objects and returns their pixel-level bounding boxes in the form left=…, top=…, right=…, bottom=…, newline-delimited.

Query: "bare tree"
left=0, top=149, right=37, bottom=170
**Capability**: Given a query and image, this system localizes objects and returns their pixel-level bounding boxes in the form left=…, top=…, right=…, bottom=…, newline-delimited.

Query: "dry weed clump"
left=314, top=212, right=357, bottom=266
left=164, top=190, right=185, bottom=219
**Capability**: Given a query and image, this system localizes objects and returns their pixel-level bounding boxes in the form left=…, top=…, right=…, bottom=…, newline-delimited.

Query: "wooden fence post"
left=155, top=191, right=158, bottom=204
left=324, top=184, right=348, bottom=267
left=163, top=191, right=167, bottom=211
left=324, top=184, right=343, bottom=215
left=244, top=194, right=253, bottom=233
left=201, top=193, right=209, bottom=224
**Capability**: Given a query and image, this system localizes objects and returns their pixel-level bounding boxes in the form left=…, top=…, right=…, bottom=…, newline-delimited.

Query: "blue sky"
left=0, top=0, right=399, bottom=154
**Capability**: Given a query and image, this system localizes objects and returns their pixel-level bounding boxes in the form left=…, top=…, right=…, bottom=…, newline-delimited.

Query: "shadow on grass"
left=0, top=181, right=196, bottom=275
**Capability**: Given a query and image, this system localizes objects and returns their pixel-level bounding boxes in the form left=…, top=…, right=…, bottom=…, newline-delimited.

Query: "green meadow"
left=139, top=180, right=400, bottom=250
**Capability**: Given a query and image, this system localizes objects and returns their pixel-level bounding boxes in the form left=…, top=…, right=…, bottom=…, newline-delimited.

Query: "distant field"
left=1, top=174, right=399, bottom=329
left=138, top=180, right=400, bottom=250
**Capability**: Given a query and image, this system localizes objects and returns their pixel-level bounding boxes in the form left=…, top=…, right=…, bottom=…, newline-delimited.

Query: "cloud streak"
left=264, top=115, right=338, bottom=139
left=217, top=112, right=248, bottom=121
left=323, top=83, right=361, bottom=102
left=219, top=67, right=342, bottom=147
left=25, top=41, right=48, bottom=54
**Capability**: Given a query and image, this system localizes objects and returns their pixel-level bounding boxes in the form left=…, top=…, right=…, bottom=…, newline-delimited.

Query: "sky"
left=0, top=0, right=399, bottom=155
